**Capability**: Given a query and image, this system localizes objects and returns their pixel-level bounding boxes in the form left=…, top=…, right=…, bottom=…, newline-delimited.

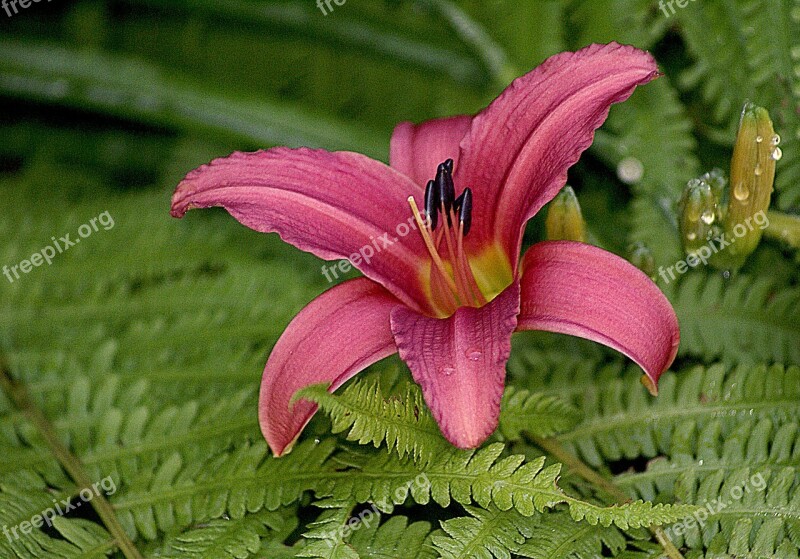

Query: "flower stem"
left=0, top=358, right=143, bottom=559
left=764, top=210, right=800, bottom=249
left=530, top=435, right=685, bottom=559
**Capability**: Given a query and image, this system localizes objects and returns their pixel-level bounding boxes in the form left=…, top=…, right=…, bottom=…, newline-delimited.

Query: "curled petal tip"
left=641, top=374, right=659, bottom=397
left=518, top=241, right=680, bottom=392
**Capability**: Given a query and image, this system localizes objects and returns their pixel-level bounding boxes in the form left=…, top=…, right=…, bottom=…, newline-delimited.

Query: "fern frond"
left=498, top=387, right=582, bottom=440
left=347, top=515, right=435, bottom=559
left=741, top=0, right=800, bottom=209
left=294, top=499, right=360, bottom=559
left=322, top=444, right=695, bottom=529
left=613, top=416, right=800, bottom=555
left=430, top=505, right=533, bottom=559
left=662, top=464, right=800, bottom=556
left=432, top=507, right=629, bottom=559
left=114, top=439, right=337, bottom=541
left=672, top=274, right=800, bottom=364
left=301, top=378, right=582, bottom=458
left=0, top=512, right=114, bottom=559
left=515, top=511, right=626, bottom=559
left=557, top=363, right=800, bottom=467
left=677, top=2, right=753, bottom=126
left=156, top=509, right=295, bottom=559
left=507, top=341, right=617, bottom=397
left=297, top=380, right=447, bottom=464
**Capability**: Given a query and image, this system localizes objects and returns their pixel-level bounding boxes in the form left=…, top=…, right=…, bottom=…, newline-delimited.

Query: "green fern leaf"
left=515, top=511, right=626, bottom=559
left=294, top=499, right=360, bottom=559
left=347, top=515, right=435, bottom=559
left=297, top=380, right=447, bottom=464
left=499, top=387, right=582, bottom=440
left=672, top=274, right=800, bottom=364
left=431, top=505, right=533, bottom=559
left=155, top=509, right=294, bottom=559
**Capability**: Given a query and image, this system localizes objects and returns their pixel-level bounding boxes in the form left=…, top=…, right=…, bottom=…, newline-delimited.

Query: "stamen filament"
left=440, top=202, right=470, bottom=303
left=457, top=221, right=487, bottom=306
left=408, top=196, right=460, bottom=297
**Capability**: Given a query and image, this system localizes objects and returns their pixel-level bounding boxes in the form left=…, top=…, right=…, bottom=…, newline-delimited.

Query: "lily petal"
left=390, top=281, right=520, bottom=448
left=517, top=241, right=680, bottom=391
left=390, top=116, right=472, bottom=186
left=456, top=43, right=659, bottom=261
left=259, top=278, right=399, bottom=456
left=172, top=148, right=432, bottom=312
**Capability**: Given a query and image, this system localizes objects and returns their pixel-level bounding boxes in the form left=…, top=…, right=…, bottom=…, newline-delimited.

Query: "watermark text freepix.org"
left=325, top=474, right=430, bottom=547
left=316, top=0, right=346, bottom=16
left=658, top=210, right=768, bottom=284
left=3, top=0, right=54, bottom=18
left=659, top=0, right=698, bottom=17
left=321, top=214, right=429, bottom=283
left=3, top=210, right=115, bottom=284
left=2, top=475, right=117, bottom=542
left=662, top=472, right=766, bottom=542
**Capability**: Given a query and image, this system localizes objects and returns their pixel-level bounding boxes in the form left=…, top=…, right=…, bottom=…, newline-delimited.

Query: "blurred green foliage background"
left=1, top=1, right=799, bottom=558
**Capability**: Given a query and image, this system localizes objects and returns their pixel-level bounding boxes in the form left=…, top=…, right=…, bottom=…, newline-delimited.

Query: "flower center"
left=408, top=159, right=501, bottom=316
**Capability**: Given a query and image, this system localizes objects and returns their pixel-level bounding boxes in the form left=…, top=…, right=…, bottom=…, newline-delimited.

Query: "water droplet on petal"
left=772, top=146, right=783, bottom=160
left=440, top=366, right=456, bottom=376
left=733, top=181, right=750, bottom=201
left=466, top=349, right=482, bottom=361
left=701, top=210, right=715, bottom=225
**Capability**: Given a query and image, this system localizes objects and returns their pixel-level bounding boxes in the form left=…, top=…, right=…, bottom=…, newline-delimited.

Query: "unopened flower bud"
left=723, top=103, right=779, bottom=265
left=679, top=177, right=719, bottom=255
left=546, top=186, right=586, bottom=242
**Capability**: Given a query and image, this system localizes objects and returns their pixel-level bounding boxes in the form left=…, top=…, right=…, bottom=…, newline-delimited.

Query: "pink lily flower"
left=171, top=43, right=680, bottom=455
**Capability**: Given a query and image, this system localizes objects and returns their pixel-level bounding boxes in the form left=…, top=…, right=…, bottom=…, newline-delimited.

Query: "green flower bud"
left=679, top=177, right=719, bottom=255
left=722, top=103, right=780, bottom=265
left=546, top=186, right=586, bottom=242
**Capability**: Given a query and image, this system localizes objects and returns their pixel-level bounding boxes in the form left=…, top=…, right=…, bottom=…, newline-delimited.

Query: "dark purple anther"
left=435, top=159, right=456, bottom=216
left=455, top=187, right=472, bottom=236
left=424, top=180, right=439, bottom=230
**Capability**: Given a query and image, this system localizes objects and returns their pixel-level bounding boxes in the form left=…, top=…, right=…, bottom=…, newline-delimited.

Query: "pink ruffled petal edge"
left=456, top=43, right=659, bottom=262
left=172, top=147, right=433, bottom=313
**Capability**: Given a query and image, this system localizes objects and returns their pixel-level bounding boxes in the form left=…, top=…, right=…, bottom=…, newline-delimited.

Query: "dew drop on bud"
left=772, top=147, right=783, bottom=160
left=687, top=232, right=697, bottom=241
left=754, top=164, right=762, bottom=176
left=756, top=135, right=763, bottom=143
left=700, top=210, right=715, bottom=225
left=733, top=181, right=750, bottom=201
left=772, top=134, right=781, bottom=145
